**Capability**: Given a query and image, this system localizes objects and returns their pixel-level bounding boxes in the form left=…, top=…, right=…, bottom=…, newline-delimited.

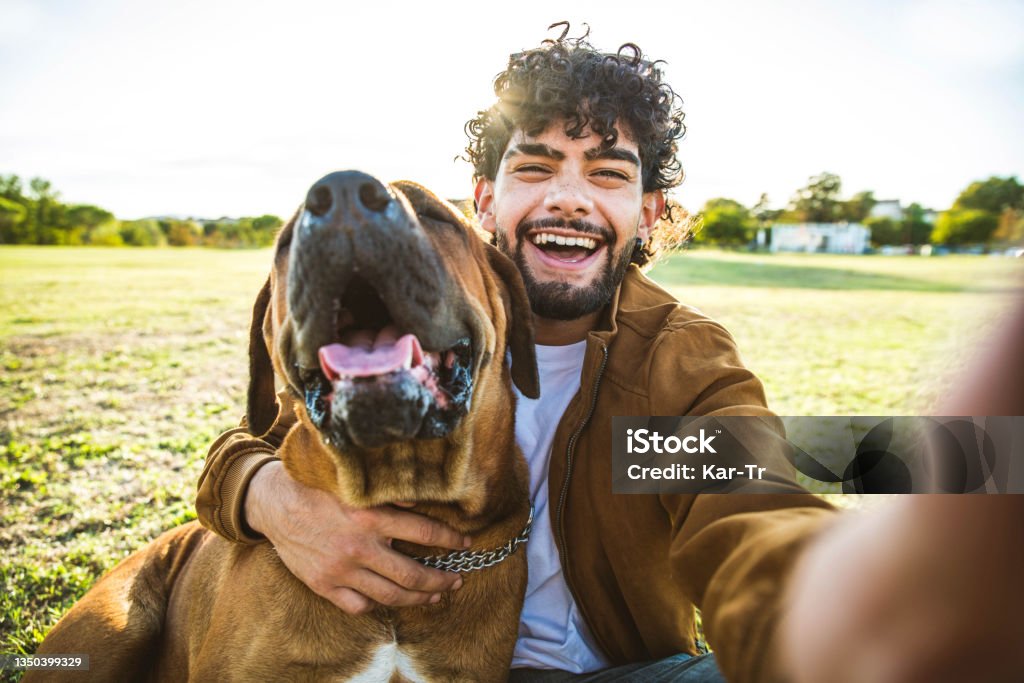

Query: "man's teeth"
left=531, top=233, right=598, bottom=249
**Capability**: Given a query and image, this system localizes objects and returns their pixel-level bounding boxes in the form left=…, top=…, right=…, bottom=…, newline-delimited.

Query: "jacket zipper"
left=555, top=343, right=611, bottom=652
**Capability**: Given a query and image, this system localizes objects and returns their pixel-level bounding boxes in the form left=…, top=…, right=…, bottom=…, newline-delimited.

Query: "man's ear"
left=638, top=189, right=665, bottom=243
left=474, top=178, right=497, bottom=235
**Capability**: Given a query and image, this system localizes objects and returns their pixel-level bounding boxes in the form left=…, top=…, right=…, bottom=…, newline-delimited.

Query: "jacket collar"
left=589, top=264, right=677, bottom=345
left=588, top=265, right=632, bottom=346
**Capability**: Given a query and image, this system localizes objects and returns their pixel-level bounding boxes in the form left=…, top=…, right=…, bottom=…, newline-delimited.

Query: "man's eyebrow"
left=503, top=143, right=565, bottom=161
left=584, top=147, right=641, bottom=167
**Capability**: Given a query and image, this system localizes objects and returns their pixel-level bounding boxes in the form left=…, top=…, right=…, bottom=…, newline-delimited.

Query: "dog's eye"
left=297, top=366, right=324, bottom=388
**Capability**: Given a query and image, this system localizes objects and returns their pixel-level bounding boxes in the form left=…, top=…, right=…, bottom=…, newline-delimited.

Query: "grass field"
left=1, top=245, right=1021, bottom=672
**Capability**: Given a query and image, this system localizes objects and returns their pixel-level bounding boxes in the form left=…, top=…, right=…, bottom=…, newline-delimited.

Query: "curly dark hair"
left=464, top=23, right=688, bottom=265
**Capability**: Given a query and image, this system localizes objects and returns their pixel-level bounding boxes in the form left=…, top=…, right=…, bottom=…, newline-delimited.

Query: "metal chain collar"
left=412, top=507, right=534, bottom=574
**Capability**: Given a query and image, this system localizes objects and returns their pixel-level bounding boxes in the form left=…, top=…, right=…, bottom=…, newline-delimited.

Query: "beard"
left=495, top=217, right=637, bottom=321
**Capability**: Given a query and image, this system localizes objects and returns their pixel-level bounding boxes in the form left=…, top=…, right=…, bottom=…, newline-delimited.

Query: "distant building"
left=869, top=199, right=902, bottom=221
left=769, top=223, right=870, bottom=254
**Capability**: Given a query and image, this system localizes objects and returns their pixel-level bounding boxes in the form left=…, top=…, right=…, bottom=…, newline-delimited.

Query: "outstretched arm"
left=779, top=301, right=1024, bottom=683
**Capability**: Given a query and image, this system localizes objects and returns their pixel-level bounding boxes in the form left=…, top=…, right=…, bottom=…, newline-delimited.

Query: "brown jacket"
left=196, top=266, right=833, bottom=683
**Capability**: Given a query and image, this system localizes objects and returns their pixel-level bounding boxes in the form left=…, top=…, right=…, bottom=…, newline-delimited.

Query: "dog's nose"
left=304, top=173, right=392, bottom=218
left=358, top=181, right=391, bottom=213
left=306, top=185, right=333, bottom=217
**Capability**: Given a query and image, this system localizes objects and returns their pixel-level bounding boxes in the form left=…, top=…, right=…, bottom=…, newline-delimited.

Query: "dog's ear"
left=391, top=180, right=473, bottom=229
left=247, top=276, right=278, bottom=437
left=394, top=179, right=538, bottom=397
left=485, top=244, right=540, bottom=399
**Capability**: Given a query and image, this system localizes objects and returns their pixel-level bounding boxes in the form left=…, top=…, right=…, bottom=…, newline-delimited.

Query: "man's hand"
left=779, top=497, right=1024, bottom=683
left=245, top=461, right=470, bottom=614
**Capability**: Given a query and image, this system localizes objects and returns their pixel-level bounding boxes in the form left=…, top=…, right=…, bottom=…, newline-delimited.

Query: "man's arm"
left=666, top=498, right=833, bottom=682
left=780, top=496, right=1024, bottom=683
left=778, top=301, right=1024, bottom=683
left=649, top=321, right=835, bottom=682
left=195, top=412, right=290, bottom=543
left=196, top=391, right=469, bottom=614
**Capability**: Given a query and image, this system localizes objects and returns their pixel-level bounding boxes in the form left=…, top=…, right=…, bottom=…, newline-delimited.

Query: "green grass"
left=648, top=250, right=1022, bottom=416
left=0, top=245, right=1021, bottom=674
left=0, top=246, right=269, bottom=675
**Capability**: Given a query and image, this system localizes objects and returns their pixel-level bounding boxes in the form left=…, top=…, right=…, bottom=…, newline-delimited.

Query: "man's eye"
left=594, top=170, right=629, bottom=180
left=515, top=165, right=551, bottom=174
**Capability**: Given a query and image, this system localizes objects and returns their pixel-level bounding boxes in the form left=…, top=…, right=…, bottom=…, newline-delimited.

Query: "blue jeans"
left=508, top=653, right=724, bottom=682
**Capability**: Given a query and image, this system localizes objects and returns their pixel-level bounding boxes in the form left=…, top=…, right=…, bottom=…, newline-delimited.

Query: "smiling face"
left=475, top=122, right=664, bottom=330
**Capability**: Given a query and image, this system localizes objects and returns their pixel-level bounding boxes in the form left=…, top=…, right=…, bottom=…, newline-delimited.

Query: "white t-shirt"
left=510, top=341, right=611, bottom=672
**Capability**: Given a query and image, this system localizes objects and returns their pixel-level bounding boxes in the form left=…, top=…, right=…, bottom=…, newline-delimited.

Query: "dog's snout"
left=291, top=170, right=466, bottom=363
left=303, top=172, right=392, bottom=219
left=306, top=184, right=333, bottom=217
left=358, top=181, right=391, bottom=213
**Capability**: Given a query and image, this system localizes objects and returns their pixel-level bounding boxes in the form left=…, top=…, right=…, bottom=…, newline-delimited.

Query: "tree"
left=931, top=210, right=998, bottom=246
left=0, top=174, right=25, bottom=202
left=61, top=204, right=115, bottom=245
left=992, top=208, right=1024, bottom=245
left=165, top=219, right=202, bottom=246
left=933, top=176, right=1023, bottom=247
left=952, top=176, right=1023, bottom=214
left=695, top=198, right=756, bottom=246
left=901, top=203, right=933, bottom=245
left=751, top=193, right=782, bottom=226
left=750, top=193, right=782, bottom=248
left=841, top=191, right=876, bottom=223
left=251, top=214, right=283, bottom=246
left=785, top=172, right=843, bottom=223
left=27, top=177, right=63, bottom=244
left=0, top=196, right=28, bottom=244
left=864, top=216, right=902, bottom=246
left=0, top=173, right=281, bottom=247
left=88, top=222, right=124, bottom=246
left=119, top=219, right=166, bottom=246
left=200, top=214, right=283, bottom=247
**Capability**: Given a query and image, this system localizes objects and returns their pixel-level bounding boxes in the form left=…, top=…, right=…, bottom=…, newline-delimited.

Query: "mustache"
left=515, top=217, right=615, bottom=244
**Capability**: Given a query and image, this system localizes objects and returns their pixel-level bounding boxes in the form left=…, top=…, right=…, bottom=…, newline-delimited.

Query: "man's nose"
left=543, top=177, right=594, bottom=218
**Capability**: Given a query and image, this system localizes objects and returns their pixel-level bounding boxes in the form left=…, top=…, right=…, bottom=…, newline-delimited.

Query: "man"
left=197, top=27, right=832, bottom=682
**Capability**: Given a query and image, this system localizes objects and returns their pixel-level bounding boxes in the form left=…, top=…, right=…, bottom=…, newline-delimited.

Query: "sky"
left=1, top=0, right=1022, bottom=220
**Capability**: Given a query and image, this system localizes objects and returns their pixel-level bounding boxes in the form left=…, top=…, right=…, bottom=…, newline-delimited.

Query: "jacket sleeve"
left=652, top=320, right=836, bottom=683
left=667, top=498, right=833, bottom=682
left=195, top=390, right=297, bottom=544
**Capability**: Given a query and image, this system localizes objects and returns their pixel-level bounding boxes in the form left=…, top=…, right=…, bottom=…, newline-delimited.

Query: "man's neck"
left=532, top=311, right=600, bottom=346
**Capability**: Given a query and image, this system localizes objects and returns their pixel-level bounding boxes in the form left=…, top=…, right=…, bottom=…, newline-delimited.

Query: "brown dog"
left=29, top=172, right=539, bottom=682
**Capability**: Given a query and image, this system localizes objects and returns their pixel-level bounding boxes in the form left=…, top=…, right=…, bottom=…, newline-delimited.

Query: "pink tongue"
left=319, top=328, right=425, bottom=380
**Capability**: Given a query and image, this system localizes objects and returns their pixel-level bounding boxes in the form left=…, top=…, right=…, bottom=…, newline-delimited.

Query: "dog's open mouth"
left=300, top=275, right=474, bottom=450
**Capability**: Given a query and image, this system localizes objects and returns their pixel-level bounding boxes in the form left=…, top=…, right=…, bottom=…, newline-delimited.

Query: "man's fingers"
left=365, top=548, right=463, bottom=594
left=372, top=507, right=470, bottom=550
left=325, top=586, right=375, bottom=615
left=265, top=494, right=468, bottom=610
left=349, top=570, right=445, bottom=608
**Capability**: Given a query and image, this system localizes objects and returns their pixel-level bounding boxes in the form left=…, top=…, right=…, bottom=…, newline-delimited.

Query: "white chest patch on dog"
left=348, top=641, right=428, bottom=682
